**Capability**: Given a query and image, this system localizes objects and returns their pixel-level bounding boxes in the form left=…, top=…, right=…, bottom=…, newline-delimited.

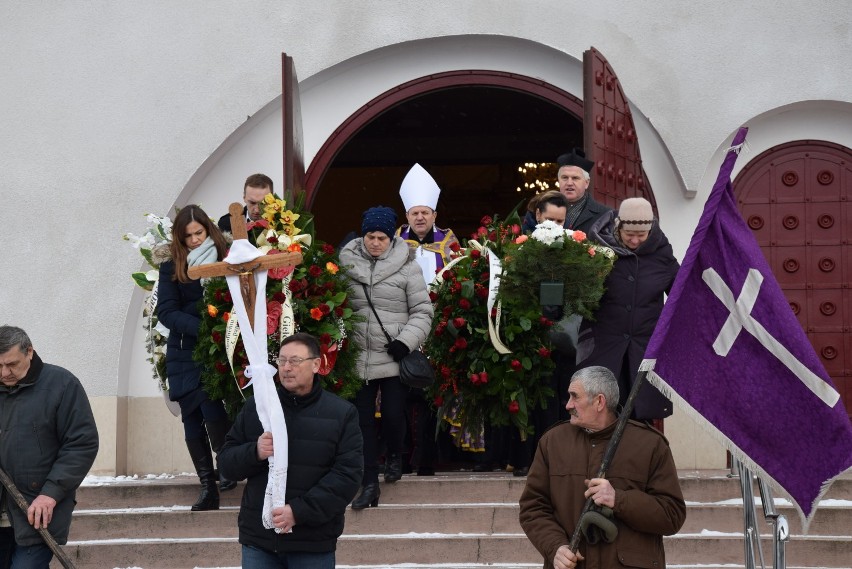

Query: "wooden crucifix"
left=188, top=202, right=303, bottom=329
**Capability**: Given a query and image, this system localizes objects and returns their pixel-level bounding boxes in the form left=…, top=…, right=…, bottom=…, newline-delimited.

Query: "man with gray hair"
left=0, top=326, right=99, bottom=568
left=519, top=366, right=685, bottom=569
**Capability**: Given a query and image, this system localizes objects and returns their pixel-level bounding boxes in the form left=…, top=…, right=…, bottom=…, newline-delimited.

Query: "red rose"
left=322, top=243, right=335, bottom=255
left=442, top=269, right=456, bottom=281
left=453, top=337, right=468, bottom=350
left=450, top=281, right=462, bottom=294
left=440, top=365, right=452, bottom=379
left=288, top=279, right=302, bottom=292
left=490, top=307, right=498, bottom=318
left=479, top=371, right=489, bottom=384
left=538, top=347, right=552, bottom=358
left=480, top=215, right=493, bottom=225
left=470, top=373, right=480, bottom=385
left=510, top=359, right=522, bottom=371
left=449, top=241, right=461, bottom=252
left=511, top=224, right=521, bottom=235
left=452, top=317, right=466, bottom=329
left=334, top=306, right=344, bottom=317
left=488, top=231, right=497, bottom=241
left=434, top=325, right=445, bottom=336
left=215, top=361, right=229, bottom=374
left=442, top=306, right=453, bottom=318
left=267, top=235, right=279, bottom=244
left=470, top=249, right=481, bottom=259
left=477, top=226, right=488, bottom=236
left=459, top=299, right=472, bottom=310
left=319, top=303, right=331, bottom=315
left=211, top=331, right=223, bottom=344
left=429, top=291, right=438, bottom=302
left=309, top=265, right=323, bottom=277
left=273, top=292, right=286, bottom=302
left=475, top=286, right=489, bottom=299
left=434, top=395, right=444, bottom=407
left=320, top=333, right=332, bottom=345
left=269, top=264, right=294, bottom=280
left=508, top=400, right=520, bottom=414
left=539, top=316, right=553, bottom=327
left=223, top=292, right=232, bottom=302
left=266, top=301, right=283, bottom=334
left=214, top=290, right=223, bottom=301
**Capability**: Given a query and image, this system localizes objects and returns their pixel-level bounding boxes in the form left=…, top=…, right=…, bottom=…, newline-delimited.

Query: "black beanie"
left=361, top=206, right=397, bottom=238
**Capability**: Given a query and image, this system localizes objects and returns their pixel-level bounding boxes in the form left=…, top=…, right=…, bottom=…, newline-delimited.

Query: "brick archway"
left=303, top=70, right=583, bottom=206
left=734, top=140, right=852, bottom=418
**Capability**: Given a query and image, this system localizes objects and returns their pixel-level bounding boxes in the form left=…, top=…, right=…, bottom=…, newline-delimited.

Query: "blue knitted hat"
left=361, top=206, right=397, bottom=238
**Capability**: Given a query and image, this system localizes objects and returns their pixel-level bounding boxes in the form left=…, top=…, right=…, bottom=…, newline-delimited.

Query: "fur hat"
left=399, top=163, right=441, bottom=212
left=616, top=198, right=654, bottom=231
left=361, top=206, right=397, bottom=238
left=556, top=148, right=594, bottom=174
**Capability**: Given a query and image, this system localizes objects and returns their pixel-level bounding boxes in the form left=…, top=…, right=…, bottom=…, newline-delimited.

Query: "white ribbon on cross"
left=223, top=239, right=289, bottom=533
left=702, top=267, right=840, bottom=407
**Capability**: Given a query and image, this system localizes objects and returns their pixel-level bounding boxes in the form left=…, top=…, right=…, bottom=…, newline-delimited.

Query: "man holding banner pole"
left=519, top=366, right=685, bottom=569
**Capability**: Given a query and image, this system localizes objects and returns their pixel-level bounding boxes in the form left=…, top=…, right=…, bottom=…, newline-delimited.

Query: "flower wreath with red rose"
left=194, top=193, right=362, bottom=417
left=424, top=215, right=614, bottom=445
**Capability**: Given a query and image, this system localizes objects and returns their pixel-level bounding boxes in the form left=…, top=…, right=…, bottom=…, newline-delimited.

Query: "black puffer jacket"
left=577, top=210, right=680, bottom=419
left=219, top=378, right=363, bottom=553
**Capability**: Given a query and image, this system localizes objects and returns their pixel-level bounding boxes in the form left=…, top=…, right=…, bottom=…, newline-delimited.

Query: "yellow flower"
left=207, top=304, right=218, bottom=317
left=326, top=262, right=339, bottom=274
left=280, top=210, right=300, bottom=225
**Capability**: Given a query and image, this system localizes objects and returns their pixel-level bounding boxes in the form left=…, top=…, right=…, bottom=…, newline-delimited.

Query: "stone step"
left=75, top=471, right=852, bottom=509
left=56, top=533, right=852, bottom=569
left=68, top=500, right=850, bottom=543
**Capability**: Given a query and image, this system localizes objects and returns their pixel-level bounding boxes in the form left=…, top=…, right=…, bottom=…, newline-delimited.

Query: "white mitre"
left=399, top=163, right=441, bottom=212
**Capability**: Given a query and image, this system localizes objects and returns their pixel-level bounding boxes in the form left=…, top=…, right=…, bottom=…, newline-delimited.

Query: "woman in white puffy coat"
left=340, top=206, right=434, bottom=509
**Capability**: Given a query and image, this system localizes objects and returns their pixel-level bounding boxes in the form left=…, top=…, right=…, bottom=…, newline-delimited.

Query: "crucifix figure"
left=188, top=203, right=302, bottom=327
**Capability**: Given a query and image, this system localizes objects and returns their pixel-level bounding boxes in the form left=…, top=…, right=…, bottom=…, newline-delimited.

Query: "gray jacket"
left=0, top=352, right=99, bottom=546
left=340, top=237, right=434, bottom=381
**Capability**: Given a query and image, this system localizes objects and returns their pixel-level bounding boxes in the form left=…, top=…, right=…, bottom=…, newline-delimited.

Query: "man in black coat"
left=0, top=325, right=99, bottom=569
left=217, top=173, right=274, bottom=239
left=522, top=148, right=611, bottom=235
left=219, top=333, right=362, bottom=569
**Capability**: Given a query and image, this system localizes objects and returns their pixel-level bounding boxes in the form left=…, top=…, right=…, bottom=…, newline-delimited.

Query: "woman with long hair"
left=157, top=204, right=236, bottom=510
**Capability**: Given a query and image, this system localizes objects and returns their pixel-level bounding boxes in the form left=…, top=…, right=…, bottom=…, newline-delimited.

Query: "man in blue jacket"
left=0, top=325, right=99, bottom=569
left=220, top=332, right=362, bottom=569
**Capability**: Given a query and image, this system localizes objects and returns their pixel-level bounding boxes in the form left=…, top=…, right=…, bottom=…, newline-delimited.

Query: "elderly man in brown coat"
left=519, top=366, right=685, bottom=569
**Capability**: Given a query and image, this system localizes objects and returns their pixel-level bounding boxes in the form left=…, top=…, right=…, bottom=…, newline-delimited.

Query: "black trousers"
left=354, top=376, right=407, bottom=484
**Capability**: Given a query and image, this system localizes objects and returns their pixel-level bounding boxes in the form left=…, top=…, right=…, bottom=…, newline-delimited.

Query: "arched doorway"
left=305, top=71, right=583, bottom=245
left=734, top=140, right=852, bottom=419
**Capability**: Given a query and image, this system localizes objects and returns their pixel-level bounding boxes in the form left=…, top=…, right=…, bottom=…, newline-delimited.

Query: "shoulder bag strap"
left=361, top=283, right=393, bottom=344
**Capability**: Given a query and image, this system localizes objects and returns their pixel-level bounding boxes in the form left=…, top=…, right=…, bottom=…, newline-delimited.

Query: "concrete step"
left=56, top=533, right=852, bottom=569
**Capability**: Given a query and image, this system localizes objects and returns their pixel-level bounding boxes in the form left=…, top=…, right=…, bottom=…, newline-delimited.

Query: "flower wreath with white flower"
left=124, top=213, right=175, bottom=392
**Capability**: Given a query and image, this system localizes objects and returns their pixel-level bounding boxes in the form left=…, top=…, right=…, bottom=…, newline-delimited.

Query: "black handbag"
left=361, top=284, right=435, bottom=389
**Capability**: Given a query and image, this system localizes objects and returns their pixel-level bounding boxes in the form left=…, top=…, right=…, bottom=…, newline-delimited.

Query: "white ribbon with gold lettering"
left=222, top=239, right=288, bottom=533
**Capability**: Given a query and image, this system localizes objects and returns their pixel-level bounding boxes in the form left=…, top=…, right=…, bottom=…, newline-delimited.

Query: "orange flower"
left=223, top=312, right=230, bottom=323
left=588, top=247, right=596, bottom=257
left=326, top=262, right=339, bottom=275
left=514, top=235, right=528, bottom=244
left=310, top=307, right=323, bottom=320
left=287, top=242, right=302, bottom=253
left=572, top=230, right=587, bottom=242
left=207, top=304, right=218, bottom=317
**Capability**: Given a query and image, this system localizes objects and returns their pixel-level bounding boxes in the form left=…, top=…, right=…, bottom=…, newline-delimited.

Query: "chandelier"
left=516, top=162, right=558, bottom=193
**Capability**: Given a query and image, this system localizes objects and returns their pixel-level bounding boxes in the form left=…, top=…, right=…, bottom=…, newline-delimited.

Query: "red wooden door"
left=583, top=47, right=656, bottom=213
left=734, top=141, right=852, bottom=419
left=281, top=53, right=305, bottom=203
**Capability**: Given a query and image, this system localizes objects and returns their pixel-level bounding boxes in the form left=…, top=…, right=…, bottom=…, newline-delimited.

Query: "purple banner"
left=641, top=127, right=852, bottom=526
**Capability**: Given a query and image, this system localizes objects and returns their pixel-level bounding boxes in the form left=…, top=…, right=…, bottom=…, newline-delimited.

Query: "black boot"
left=351, top=483, right=380, bottom=510
left=206, top=419, right=237, bottom=492
left=384, top=454, right=402, bottom=483
left=186, top=438, right=220, bottom=511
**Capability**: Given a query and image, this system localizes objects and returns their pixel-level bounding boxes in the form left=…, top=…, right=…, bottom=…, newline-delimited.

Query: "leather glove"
left=386, top=340, right=410, bottom=362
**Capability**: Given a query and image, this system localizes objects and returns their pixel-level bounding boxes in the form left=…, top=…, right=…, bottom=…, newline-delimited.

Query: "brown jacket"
left=519, top=420, right=685, bottom=569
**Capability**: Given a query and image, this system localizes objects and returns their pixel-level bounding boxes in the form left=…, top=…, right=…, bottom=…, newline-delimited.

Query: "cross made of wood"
left=188, top=202, right=303, bottom=329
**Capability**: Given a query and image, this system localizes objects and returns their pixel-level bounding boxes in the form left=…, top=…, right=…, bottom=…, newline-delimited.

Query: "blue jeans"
left=10, top=543, right=52, bottom=569
left=241, top=545, right=335, bottom=569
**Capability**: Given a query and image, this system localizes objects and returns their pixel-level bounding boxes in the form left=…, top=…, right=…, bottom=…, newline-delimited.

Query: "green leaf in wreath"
left=131, top=273, right=154, bottom=290
left=519, top=317, right=532, bottom=331
left=461, top=279, right=474, bottom=299
left=522, top=357, right=533, bottom=371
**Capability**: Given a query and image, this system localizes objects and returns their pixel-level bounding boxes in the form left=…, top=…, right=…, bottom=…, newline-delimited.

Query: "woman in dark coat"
left=576, top=198, right=680, bottom=420
left=157, top=204, right=235, bottom=510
